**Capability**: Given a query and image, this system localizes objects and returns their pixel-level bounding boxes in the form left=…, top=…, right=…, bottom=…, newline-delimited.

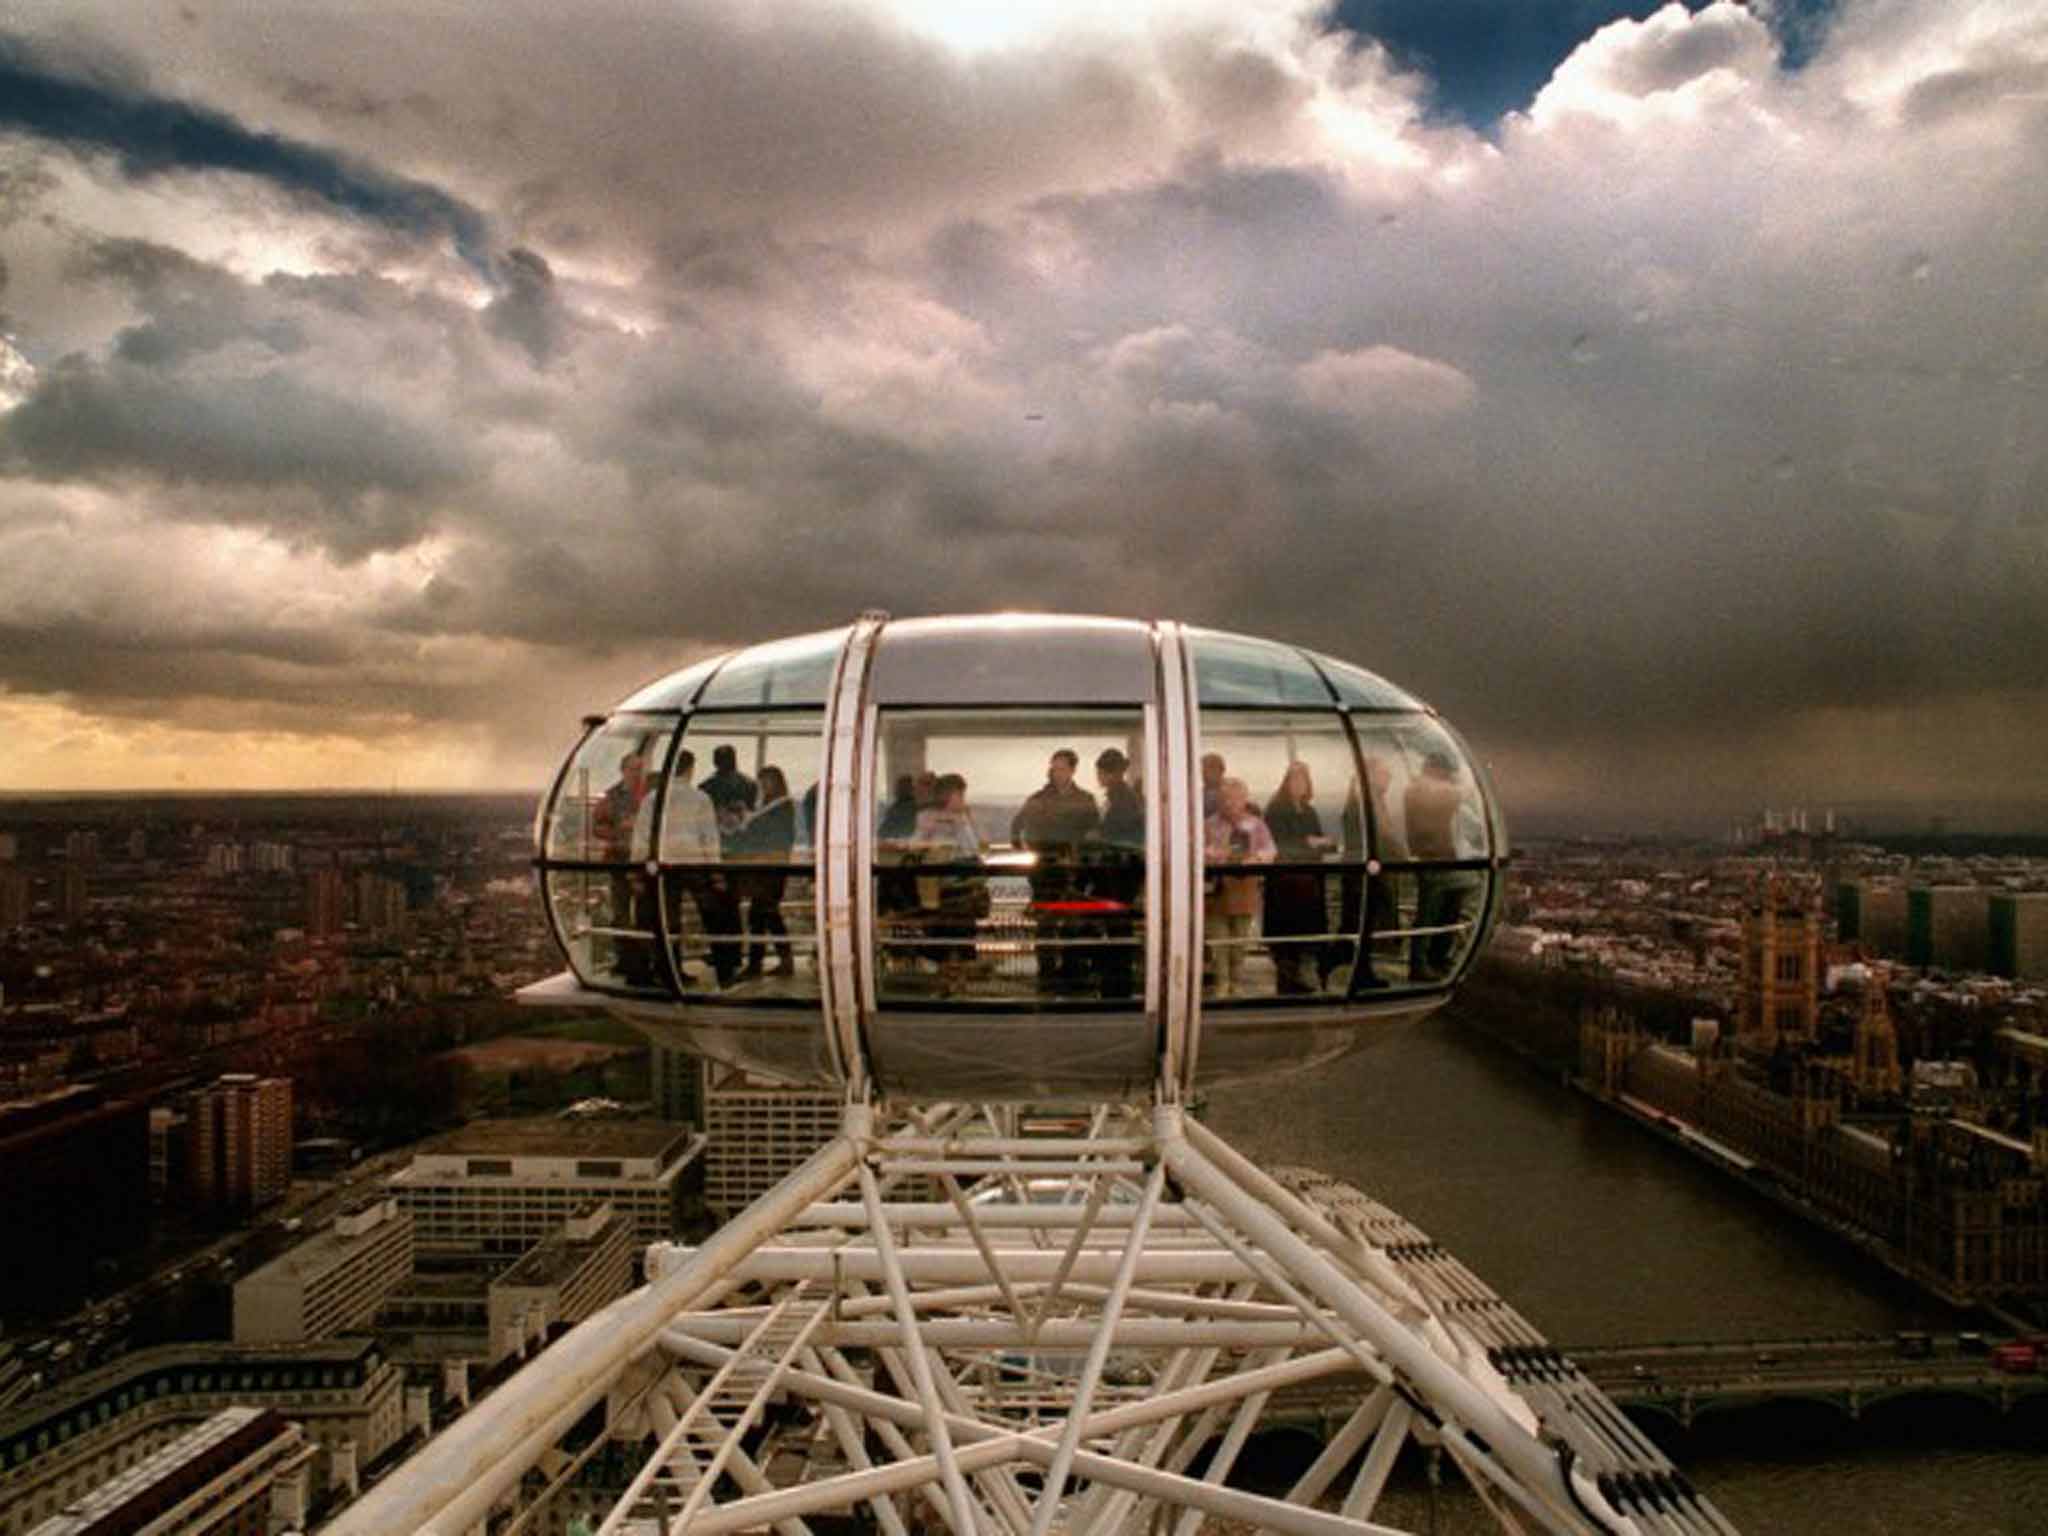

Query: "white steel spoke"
left=339, top=1098, right=1725, bottom=1536
left=1029, top=1162, right=1166, bottom=1536
left=1289, top=1388, right=1396, bottom=1506
left=859, top=1161, right=986, bottom=1536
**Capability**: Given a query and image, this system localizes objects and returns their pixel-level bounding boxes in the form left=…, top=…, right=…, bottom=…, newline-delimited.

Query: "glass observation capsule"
left=527, top=614, right=1505, bottom=1101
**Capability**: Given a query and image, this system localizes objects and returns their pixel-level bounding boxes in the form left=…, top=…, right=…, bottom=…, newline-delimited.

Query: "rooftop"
left=28, top=1407, right=295, bottom=1535
left=238, top=1205, right=408, bottom=1288
left=496, top=1212, right=630, bottom=1290
left=434, top=1116, right=692, bottom=1160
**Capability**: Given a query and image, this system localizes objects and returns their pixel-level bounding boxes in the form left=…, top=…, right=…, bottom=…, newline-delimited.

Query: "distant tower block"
left=1739, top=872, right=1821, bottom=1054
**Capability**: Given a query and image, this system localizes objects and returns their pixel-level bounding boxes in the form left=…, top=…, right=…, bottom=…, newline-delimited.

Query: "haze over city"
left=1, top=0, right=2043, bottom=832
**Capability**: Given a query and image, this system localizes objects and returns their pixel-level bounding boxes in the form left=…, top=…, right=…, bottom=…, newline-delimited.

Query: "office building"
left=23, top=1407, right=313, bottom=1536
left=649, top=1043, right=706, bottom=1127
left=1835, top=878, right=1908, bottom=957
left=1990, top=892, right=2048, bottom=982
left=188, top=1075, right=293, bottom=1214
left=353, top=872, right=409, bottom=934
left=1907, top=885, right=1990, bottom=972
left=390, top=1119, right=704, bottom=1256
left=702, top=1065, right=841, bottom=1216
left=233, top=1200, right=415, bottom=1345
left=56, top=867, right=86, bottom=926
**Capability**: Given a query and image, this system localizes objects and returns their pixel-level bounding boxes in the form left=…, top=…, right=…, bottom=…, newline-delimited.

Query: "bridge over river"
left=1265, top=1334, right=2048, bottom=1436
left=1561, top=1334, right=2048, bottom=1427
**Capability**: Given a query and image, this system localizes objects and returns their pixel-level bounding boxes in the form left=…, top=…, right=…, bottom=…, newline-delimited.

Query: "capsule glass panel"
left=1188, top=630, right=1334, bottom=707
left=543, top=716, right=676, bottom=863
left=694, top=627, right=848, bottom=709
left=613, top=652, right=732, bottom=713
left=1351, top=714, right=1491, bottom=988
left=541, top=715, right=676, bottom=993
left=871, top=709, right=1147, bottom=1006
left=662, top=711, right=824, bottom=998
left=1198, top=712, right=1364, bottom=1003
left=1307, top=651, right=1424, bottom=712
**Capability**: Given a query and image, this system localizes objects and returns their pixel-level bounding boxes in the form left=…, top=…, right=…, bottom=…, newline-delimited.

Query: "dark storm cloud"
left=0, top=357, right=468, bottom=554
left=0, top=31, right=493, bottom=271
left=0, top=0, right=2043, bottom=818
left=483, top=247, right=563, bottom=366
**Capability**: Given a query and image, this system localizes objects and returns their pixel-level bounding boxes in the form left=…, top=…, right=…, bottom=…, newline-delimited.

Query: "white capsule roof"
left=530, top=614, right=1504, bottom=1101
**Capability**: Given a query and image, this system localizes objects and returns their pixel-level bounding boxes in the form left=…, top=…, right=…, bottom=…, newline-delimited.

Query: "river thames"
left=1205, top=1004, right=2048, bottom=1534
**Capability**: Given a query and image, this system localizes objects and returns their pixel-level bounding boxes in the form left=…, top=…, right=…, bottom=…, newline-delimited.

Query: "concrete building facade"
left=1990, top=892, right=2048, bottom=981
left=1835, top=878, right=1908, bottom=958
left=1907, top=885, right=1991, bottom=973
left=702, top=1066, right=841, bottom=1216
left=484, top=1203, right=636, bottom=1365
left=233, top=1199, right=415, bottom=1345
left=390, top=1119, right=703, bottom=1256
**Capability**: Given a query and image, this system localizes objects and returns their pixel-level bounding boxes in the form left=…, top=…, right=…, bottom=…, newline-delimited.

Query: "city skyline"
left=1, top=1, right=2044, bottom=831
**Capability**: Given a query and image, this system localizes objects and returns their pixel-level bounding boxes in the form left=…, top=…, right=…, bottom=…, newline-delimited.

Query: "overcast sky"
left=0, top=0, right=2043, bottom=830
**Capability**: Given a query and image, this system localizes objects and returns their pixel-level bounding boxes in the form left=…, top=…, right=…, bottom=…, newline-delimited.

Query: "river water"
left=1203, top=1006, right=2048, bottom=1534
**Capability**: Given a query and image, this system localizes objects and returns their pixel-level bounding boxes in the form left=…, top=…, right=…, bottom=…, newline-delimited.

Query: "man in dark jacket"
left=1090, top=747, right=1144, bottom=999
left=698, top=744, right=758, bottom=844
left=1011, top=749, right=1100, bottom=994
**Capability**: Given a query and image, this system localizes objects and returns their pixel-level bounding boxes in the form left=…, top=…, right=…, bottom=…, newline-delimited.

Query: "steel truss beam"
left=320, top=1101, right=1733, bottom=1536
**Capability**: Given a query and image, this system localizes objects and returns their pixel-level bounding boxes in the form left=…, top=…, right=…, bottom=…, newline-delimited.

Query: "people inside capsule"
left=876, top=774, right=922, bottom=923
left=1012, top=749, right=1101, bottom=996
left=1263, top=761, right=1332, bottom=995
left=652, top=750, right=720, bottom=986
left=734, top=765, right=797, bottom=978
left=1357, top=753, right=1403, bottom=988
left=700, top=743, right=758, bottom=840
left=911, top=772, right=985, bottom=992
left=1200, top=752, right=1227, bottom=818
left=595, top=737, right=658, bottom=984
left=1204, top=776, right=1276, bottom=997
left=1404, top=749, right=1475, bottom=980
left=1088, top=747, right=1144, bottom=1000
